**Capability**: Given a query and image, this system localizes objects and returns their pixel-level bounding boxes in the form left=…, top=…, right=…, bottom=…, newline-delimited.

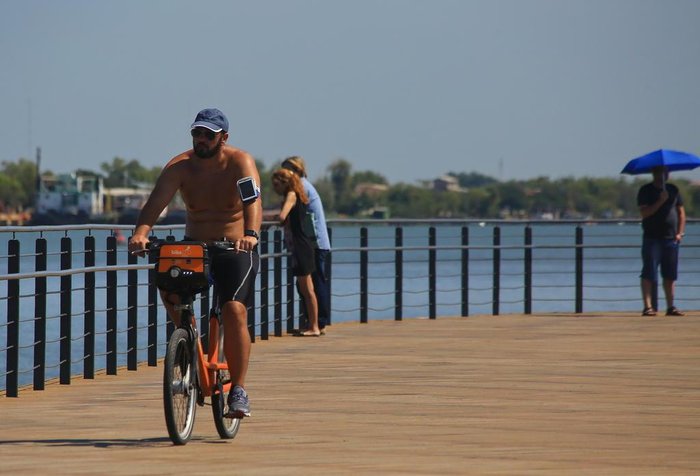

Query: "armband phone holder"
left=237, top=176, right=260, bottom=203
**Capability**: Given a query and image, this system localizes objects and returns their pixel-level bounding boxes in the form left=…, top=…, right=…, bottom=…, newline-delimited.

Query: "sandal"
left=642, top=307, right=657, bottom=316
left=666, top=306, right=685, bottom=316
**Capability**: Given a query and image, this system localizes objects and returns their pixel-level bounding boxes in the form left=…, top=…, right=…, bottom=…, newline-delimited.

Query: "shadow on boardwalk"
left=2, top=313, right=700, bottom=475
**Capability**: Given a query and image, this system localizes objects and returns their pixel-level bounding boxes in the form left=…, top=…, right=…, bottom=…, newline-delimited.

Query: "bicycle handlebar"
left=130, top=238, right=236, bottom=256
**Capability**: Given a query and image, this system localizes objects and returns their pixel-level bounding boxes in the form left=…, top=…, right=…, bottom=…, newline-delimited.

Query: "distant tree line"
left=1, top=155, right=699, bottom=219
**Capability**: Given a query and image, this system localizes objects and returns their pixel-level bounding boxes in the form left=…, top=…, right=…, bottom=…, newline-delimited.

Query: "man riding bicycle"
left=128, top=108, right=262, bottom=418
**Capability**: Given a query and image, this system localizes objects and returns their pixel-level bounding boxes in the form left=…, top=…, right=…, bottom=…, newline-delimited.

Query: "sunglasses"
left=191, top=128, right=217, bottom=140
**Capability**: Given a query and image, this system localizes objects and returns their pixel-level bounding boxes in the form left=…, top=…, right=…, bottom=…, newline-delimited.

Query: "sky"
left=2, top=0, right=700, bottom=185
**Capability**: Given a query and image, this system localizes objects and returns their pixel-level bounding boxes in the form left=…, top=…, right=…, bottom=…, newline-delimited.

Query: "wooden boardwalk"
left=1, top=313, right=699, bottom=475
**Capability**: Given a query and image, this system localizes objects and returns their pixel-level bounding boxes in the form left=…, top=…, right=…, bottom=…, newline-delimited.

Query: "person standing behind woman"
left=271, top=168, right=321, bottom=336
left=281, top=156, right=332, bottom=333
left=637, top=166, right=686, bottom=316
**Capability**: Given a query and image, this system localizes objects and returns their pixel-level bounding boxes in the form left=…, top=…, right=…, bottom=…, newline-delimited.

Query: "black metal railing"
left=2, top=219, right=699, bottom=397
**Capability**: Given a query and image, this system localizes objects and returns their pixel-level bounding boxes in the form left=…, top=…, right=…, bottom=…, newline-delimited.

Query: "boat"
left=30, top=172, right=107, bottom=225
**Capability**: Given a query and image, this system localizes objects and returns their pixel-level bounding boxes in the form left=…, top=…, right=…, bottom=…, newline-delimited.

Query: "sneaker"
left=666, top=306, right=685, bottom=316
left=226, top=385, right=251, bottom=417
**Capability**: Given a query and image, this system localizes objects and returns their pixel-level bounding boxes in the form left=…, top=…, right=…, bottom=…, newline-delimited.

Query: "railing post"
left=147, top=242, right=158, bottom=366
left=165, top=233, right=176, bottom=342
left=59, top=237, right=72, bottom=384
left=5, top=239, right=20, bottom=397
left=274, top=230, right=283, bottom=337
left=524, top=226, right=532, bottom=315
left=248, top=273, right=256, bottom=344
left=360, top=227, right=368, bottom=323
left=461, top=226, right=469, bottom=317
left=575, top=226, right=583, bottom=313
left=429, top=226, right=436, bottom=319
left=127, top=240, right=138, bottom=371
left=84, top=235, right=95, bottom=379
left=327, top=227, right=333, bottom=326
left=492, top=226, right=500, bottom=316
left=286, top=250, right=295, bottom=334
left=34, top=238, right=47, bottom=390
left=106, top=235, right=117, bottom=375
left=260, top=229, right=269, bottom=340
left=395, top=227, right=403, bottom=321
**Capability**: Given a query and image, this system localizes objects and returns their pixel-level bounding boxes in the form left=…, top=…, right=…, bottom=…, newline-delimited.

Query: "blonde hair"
left=272, top=168, right=309, bottom=204
left=281, top=156, right=307, bottom=177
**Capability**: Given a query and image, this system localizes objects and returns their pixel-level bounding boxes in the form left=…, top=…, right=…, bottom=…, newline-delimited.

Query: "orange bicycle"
left=151, top=239, right=242, bottom=445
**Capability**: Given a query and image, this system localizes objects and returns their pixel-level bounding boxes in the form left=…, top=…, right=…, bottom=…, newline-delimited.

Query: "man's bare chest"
left=180, top=168, right=240, bottom=211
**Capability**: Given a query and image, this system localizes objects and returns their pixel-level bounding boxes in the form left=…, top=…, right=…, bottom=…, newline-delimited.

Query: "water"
left=2, top=221, right=699, bottom=390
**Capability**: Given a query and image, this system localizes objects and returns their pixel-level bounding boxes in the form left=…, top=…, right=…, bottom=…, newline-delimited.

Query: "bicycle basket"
left=155, top=241, right=210, bottom=294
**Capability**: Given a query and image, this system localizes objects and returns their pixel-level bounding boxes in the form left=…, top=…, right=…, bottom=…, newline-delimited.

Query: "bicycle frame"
left=176, top=290, right=231, bottom=399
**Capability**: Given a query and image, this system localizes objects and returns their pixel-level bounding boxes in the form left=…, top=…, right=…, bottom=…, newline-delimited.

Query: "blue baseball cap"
left=190, top=108, right=229, bottom=132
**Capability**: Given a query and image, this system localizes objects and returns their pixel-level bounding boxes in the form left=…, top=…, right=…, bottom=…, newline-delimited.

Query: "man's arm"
left=639, top=189, right=669, bottom=219
left=236, top=152, right=263, bottom=252
left=128, top=165, right=180, bottom=253
left=676, top=204, right=686, bottom=242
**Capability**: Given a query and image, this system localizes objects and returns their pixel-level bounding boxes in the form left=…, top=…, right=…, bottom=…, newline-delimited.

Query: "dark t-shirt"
left=637, top=182, right=683, bottom=239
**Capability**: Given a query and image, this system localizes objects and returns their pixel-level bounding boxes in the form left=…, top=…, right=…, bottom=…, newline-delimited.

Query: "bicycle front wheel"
left=163, top=328, right=198, bottom=445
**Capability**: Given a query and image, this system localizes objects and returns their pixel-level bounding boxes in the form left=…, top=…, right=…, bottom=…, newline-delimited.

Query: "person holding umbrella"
left=622, top=149, right=698, bottom=316
left=637, top=166, right=686, bottom=316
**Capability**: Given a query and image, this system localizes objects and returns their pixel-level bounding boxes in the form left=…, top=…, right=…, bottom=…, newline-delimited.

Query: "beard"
left=193, top=137, right=223, bottom=158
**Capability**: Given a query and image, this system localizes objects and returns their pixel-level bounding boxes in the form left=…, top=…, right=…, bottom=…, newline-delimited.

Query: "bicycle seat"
left=155, top=241, right=210, bottom=295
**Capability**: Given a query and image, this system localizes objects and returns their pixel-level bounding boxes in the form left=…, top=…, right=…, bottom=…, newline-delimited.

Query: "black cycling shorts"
left=208, top=246, right=259, bottom=305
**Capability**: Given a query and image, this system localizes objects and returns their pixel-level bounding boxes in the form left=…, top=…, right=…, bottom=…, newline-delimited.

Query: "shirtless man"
left=128, top=108, right=262, bottom=417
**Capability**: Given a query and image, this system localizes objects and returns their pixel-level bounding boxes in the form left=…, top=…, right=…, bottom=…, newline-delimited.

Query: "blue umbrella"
left=621, top=149, right=700, bottom=175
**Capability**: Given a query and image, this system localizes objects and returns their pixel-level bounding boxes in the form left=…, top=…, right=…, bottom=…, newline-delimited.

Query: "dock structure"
left=1, top=313, right=699, bottom=474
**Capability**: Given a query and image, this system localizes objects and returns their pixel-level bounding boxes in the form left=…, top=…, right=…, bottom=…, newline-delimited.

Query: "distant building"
left=354, top=182, right=389, bottom=197
left=432, top=175, right=463, bottom=192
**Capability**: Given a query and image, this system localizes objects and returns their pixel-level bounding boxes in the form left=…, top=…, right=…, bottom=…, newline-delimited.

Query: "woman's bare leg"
left=297, top=274, right=319, bottom=334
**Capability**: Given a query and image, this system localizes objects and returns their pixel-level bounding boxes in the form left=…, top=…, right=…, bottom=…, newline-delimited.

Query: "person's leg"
left=662, top=278, right=676, bottom=309
left=641, top=278, right=655, bottom=311
left=640, top=238, right=660, bottom=312
left=210, top=247, right=258, bottom=409
left=312, top=249, right=330, bottom=329
left=159, top=290, right=182, bottom=327
left=222, top=300, right=251, bottom=387
left=660, top=239, right=681, bottom=314
left=297, top=274, right=320, bottom=335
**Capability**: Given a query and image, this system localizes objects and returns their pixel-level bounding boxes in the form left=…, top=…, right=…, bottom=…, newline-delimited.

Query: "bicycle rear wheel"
left=211, top=325, right=242, bottom=439
left=163, top=328, right=198, bottom=445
